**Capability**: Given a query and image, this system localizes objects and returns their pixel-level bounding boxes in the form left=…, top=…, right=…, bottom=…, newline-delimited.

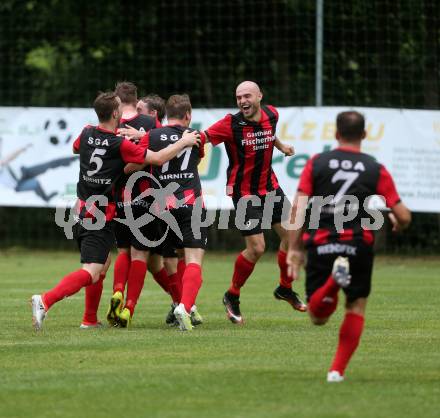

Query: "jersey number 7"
left=161, top=147, right=192, bottom=173
left=331, top=169, right=359, bottom=204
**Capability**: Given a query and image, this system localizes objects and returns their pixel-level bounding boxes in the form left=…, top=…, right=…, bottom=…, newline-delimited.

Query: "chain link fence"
left=0, top=0, right=439, bottom=252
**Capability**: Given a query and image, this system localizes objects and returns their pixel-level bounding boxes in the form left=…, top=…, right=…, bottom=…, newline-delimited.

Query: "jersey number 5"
left=87, top=148, right=107, bottom=176
left=331, top=169, right=359, bottom=203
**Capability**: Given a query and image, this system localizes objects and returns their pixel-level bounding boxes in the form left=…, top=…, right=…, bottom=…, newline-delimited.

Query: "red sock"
left=175, top=259, right=185, bottom=299
left=168, top=272, right=181, bottom=304
left=125, top=260, right=147, bottom=316
left=278, top=250, right=293, bottom=288
left=42, top=269, right=92, bottom=310
left=180, top=263, right=202, bottom=313
left=153, top=268, right=170, bottom=293
left=308, top=275, right=340, bottom=318
left=82, top=273, right=105, bottom=324
left=113, top=252, right=131, bottom=294
left=228, top=253, right=255, bottom=296
left=330, top=312, right=365, bottom=375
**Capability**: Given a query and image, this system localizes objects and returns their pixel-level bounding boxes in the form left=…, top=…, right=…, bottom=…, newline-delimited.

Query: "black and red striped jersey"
left=297, top=147, right=401, bottom=246
left=72, top=125, right=147, bottom=221
left=115, top=114, right=161, bottom=214
left=205, top=105, right=279, bottom=198
left=148, top=124, right=205, bottom=208
left=120, top=113, right=160, bottom=142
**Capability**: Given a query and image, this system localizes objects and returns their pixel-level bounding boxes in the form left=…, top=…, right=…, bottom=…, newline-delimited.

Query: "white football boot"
left=327, top=371, right=344, bottom=383
left=332, top=256, right=351, bottom=288
left=174, top=303, right=194, bottom=331
left=31, top=295, right=47, bottom=331
left=79, top=322, right=103, bottom=329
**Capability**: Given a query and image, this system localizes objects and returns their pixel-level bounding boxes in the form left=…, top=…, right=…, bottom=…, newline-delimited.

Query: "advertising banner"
left=1, top=106, right=439, bottom=212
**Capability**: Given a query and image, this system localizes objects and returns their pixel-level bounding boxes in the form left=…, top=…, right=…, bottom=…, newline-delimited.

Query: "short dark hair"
left=115, top=81, right=137, bottom=105
left=336, top=111, right=365, bottom=140
left=166, top=94, right=191, bottom=120
left=93, top=91, right=119, bottom=122
left=140, top=94, right=166, bottom=122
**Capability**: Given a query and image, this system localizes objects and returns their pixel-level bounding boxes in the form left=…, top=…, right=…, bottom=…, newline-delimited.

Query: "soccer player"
left=136, top=94, right=166, bottom=124
left=127, top=95, right=200, bottom=327
left=80, top=81, right=159, bottom=329
left=134, top=93, right=182, bottom=322
left=203, top=80, right=306, bottom=324
left=125, top=94, right=206, bottom=331
left=104, top=82, right=167, bottom=329
left=286, top=111, right=411, bottom=382
left=30, top=91, right=200, bottom=331
left=80, top=81, right=160, bottom=329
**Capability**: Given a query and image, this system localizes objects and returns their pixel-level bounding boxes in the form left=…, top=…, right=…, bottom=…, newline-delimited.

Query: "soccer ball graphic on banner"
left=43, top=117, right=72, bottom=146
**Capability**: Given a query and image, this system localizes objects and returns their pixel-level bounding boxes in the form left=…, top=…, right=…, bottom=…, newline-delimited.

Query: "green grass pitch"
left=1, top=251, right=439, bottom=418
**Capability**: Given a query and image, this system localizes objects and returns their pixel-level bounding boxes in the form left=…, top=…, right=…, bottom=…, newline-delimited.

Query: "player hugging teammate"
left=120, top=94, right=207, bottom=331
left=31, top=89, right=201, bottom=331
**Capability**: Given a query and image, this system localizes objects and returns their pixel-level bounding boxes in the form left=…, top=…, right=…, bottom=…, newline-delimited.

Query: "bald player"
left=203, top=81, right=306, bottom=324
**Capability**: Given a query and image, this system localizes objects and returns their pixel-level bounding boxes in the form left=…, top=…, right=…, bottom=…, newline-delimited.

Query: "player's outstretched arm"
left=388, top=202, right=411, bottom=232
left=274, top=136, right=295, bottom=156
left=118, top=125, right=144, bottom=141
left=145, top=130, right=201, bottom=166
left=203, top=131, right=211, bottom=143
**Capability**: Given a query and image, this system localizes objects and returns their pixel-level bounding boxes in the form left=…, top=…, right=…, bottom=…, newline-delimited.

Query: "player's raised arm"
left=118, top=124, right=144, bottom=141
left=122, top=130, right=150, bottom=174
left=203, top=114, right=233, bottom=145
left=274, top=136, right=295, bottom=156
left=145, top=129, right=200, bottom=166
left=124, top=129, right=201, bottom=174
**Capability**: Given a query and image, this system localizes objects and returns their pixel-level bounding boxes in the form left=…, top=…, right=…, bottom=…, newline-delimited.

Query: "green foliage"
left=1, top=0, right=438, bottom=108
left=25, top=43, right=57, bottom=73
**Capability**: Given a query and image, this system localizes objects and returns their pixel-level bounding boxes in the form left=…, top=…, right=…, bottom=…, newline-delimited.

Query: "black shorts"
left=232, top=188, right=290, bottom=236
left=73, top=221, right=115, bottom=264
left=162, top=206, right=208, bottom=250
left=113, top=205, right=168, bottom=252
left=149, top=243, right=178, bottom=258
left=305, top=241, right=374, bottom=303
